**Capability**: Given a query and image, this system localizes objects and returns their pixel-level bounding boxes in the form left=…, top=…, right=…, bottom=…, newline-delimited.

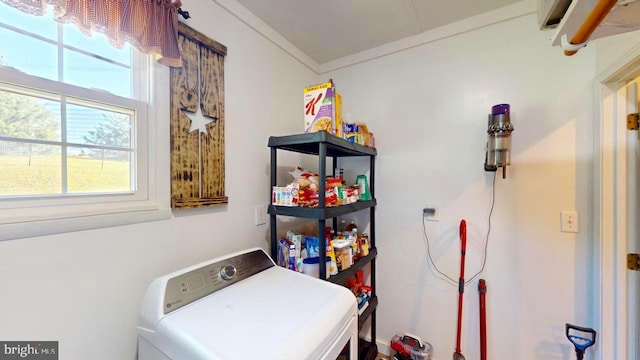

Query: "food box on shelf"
left=304, top=81, right=341, bottom=135
left=272, top=183, right=299, bottom=206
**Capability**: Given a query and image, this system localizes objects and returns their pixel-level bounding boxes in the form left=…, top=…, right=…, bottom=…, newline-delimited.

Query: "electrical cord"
left=422, top=171, right=496, bottom=286
left=467, top=172, right=495, bottom=284
left=422, top=215, right=457, bottom=284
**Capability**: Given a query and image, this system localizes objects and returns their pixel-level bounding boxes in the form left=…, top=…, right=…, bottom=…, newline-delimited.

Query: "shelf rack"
left=268, top=131, right=378, bottom=359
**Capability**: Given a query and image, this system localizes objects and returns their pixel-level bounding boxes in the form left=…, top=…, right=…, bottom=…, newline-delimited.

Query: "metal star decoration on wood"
left=183, top=106, right=216, bottom=136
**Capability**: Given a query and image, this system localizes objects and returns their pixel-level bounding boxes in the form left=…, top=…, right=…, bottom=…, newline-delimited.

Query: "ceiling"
left=235, top=0, right=525, bottom=64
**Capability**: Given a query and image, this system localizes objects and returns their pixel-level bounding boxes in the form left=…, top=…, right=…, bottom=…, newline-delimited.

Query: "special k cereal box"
left=304, top=82, right=334, bottom=133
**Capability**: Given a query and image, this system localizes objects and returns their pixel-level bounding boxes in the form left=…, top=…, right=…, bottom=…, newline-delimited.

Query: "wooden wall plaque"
left=171, top=22, right=228, bottom=208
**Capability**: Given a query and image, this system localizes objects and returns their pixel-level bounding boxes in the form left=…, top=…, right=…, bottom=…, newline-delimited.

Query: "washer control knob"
left=220, top=265, right=237, bottom=280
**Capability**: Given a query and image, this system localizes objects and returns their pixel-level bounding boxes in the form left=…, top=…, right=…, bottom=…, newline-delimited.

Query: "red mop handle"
left=455, top=220, right=467, bottom=354
left=460, top=220, right=467, bottom=256
left=479, top=279, right=487, bottom=360
left=459, top=220, right=467, bottom=280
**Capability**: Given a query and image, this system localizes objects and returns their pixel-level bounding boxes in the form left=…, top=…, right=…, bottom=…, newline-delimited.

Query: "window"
left=0, top=4, right=167, bottom=240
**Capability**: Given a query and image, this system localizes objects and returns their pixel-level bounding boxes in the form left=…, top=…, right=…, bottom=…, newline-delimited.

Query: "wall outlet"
left=561, top=211, right=579, bottom=233
left=255, top=205, right=267, bottom=226
left=423, top=203, right=439, bottom=222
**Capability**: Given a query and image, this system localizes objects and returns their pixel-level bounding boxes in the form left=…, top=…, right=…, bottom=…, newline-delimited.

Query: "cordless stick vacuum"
left=453, top=220, right=467, bottom=360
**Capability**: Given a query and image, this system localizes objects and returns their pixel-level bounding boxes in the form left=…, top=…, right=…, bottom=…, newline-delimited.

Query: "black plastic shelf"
left=268, top=130, right=377, bottom=349
left=358, top=338, right=378, bottom=360
left=268, top=131, right=377, bottom=157
left=328, top=247, right=377, bottom=285
left=268, top=200, right=376, bottom=220
left=358, top=295, right=378, bottom=331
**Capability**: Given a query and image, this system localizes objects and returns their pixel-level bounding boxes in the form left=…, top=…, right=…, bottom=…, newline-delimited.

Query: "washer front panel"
left=163, top=249, right=274, bottom=314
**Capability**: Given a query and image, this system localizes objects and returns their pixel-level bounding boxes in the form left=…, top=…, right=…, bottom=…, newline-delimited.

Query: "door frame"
left=595, top=43, right=640, bottom=360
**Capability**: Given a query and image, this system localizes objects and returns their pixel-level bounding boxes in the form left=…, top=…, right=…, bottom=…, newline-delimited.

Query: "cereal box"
left=304, top=81, right=335, bottom=133
left=335, top=91, right=343, bottom=137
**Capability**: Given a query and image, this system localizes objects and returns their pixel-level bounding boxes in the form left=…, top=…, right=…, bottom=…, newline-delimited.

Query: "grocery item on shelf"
left=289, top=167, right=319, bottom=188
left=305, top=236, right=319, bottom=258
left=338, top=219, right=347, bottom=233
left=356, top=174, right=371, bottom=201
left=332, top=239, right=353, bottom=271
left=325, top=227, right=339, bottom=276
left=303, top=81, right=374, bottom=148
left=302, top=257, right=331, bottom=279
left=288, top=231, right=304, bottom=270
left=348, top=228, right=360, bottom=260
left=304, top=80, right=341, bottom=135
left=346, top=270, right=372, bottom=313
left=271, top=183, right=299, bottom=207
left=344, top=122, right=376, bottom=148
left=335, top=92, right=343, bottom=138
left=272, top=166, right=366, bottom=208
left=360, top=233, right=370, bottom=257
left=277, top=237, right=301, bottom=272
left=274, top=226, right=371, bottom=276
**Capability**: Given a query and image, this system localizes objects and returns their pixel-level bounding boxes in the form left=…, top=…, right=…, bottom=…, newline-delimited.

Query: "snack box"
left=277, top=238, right=297, bottom=271
left=304, top=81, right=342, bottom=135
left=272, top=183, right=299, bottom=207
left=286, top=231, right=304, bottom=271
left=335, top=91, right=343, bottom=137
left=305, top=236, right=320, bottom=258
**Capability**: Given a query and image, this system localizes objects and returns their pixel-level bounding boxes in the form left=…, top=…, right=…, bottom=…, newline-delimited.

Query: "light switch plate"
left=254, top=205, right=267, bottom=226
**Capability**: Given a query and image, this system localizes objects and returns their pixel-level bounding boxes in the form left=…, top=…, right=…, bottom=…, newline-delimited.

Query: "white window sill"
left=0, top=203, right=171, bottom=241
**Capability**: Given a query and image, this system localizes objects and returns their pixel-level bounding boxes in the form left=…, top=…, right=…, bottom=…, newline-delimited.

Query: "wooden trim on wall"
left=178, top=22, right=227, bottom=56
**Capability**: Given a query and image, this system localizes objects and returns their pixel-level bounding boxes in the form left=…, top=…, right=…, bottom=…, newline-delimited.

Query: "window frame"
left=0, top=68, right=147, bottom=200
left=0, top=20, right=169, bottom=241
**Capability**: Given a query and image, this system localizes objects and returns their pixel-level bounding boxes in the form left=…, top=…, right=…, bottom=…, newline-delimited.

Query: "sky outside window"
left=0, top=27, right=58, bottom=80
left=0, top=2, right=132, bottom=98
left=64, top=24, right=131, bottom=66
left=63, top=49, right=131, bottom=98
left=0, top=4, right=57, bottom=40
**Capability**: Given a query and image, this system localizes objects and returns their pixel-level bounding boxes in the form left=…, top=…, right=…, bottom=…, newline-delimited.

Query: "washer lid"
left=142, top=266, right=357, bottom=360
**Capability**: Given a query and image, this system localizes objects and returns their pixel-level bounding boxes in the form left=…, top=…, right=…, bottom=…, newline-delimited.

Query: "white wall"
left=325, top=13, right=596, bottom=359
left=4, top=1, right=636, bottom=359
left=0, top=1, right=315, bottom=359
left=596, top=30, right=640, bottom=76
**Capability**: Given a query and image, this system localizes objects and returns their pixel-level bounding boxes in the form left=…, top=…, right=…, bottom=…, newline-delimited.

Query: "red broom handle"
left=456, top=290, right=463, bottom=353
left=455, top=220, right=467, bottom=354
left=479, top=279, right=487, bottom=360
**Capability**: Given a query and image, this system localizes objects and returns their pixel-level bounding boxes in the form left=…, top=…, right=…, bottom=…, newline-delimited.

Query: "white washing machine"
left=137, top=248, right=358, bottom=360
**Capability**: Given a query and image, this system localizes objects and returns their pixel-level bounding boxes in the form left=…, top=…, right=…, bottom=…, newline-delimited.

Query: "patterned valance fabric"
left=1, top=0, right=183, bottom=67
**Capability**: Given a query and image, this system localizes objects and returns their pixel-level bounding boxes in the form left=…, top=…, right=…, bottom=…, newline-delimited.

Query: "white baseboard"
left=375, top=339, right=391, bottom=356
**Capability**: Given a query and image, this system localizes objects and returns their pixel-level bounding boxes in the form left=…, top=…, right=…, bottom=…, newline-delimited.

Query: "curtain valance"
left=1, top=0, right=183, bottom=67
